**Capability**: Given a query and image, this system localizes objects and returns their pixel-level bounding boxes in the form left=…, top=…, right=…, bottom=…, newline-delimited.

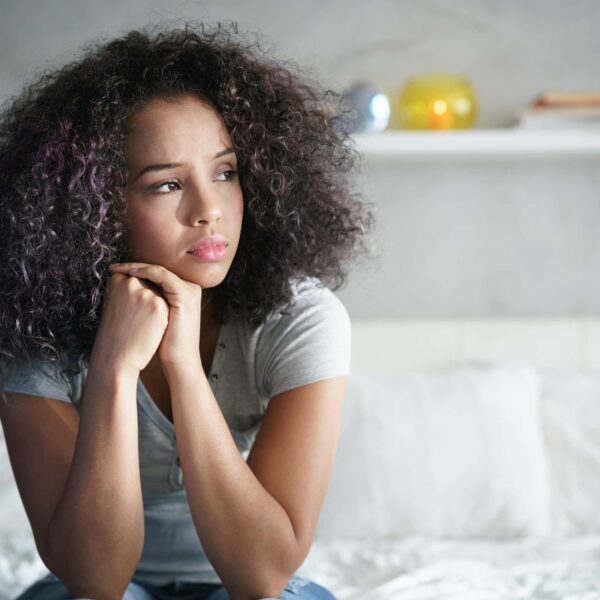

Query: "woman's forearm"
left=166, top=359, right=299, bottom=600
left=45, top=351, right=144, bottom=600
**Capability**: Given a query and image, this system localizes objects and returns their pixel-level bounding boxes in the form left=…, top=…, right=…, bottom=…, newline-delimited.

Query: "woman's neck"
left=201, top=289, right=215, bottom=327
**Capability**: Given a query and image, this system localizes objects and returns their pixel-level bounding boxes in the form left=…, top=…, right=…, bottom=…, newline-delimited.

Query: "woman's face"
left=124, top=95, right=244, bottom=292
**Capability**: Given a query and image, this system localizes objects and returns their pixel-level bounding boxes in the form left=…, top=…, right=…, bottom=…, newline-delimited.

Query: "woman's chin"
left=186, top=269, right=228, bottom=289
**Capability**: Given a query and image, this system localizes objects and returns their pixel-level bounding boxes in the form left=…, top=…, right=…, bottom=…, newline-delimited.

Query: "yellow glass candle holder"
left=394, top=73, right=478, bottom=130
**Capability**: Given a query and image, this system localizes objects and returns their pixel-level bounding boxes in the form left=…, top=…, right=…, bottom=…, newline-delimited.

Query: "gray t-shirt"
left=1, top=276, right=351, bottom=585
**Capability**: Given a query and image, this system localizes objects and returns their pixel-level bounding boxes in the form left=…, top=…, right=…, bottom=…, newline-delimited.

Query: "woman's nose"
left=187, top=184, right=222, bottom=225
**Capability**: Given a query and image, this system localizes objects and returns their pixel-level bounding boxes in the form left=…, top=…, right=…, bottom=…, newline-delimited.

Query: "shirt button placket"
left=170, top=453, right=183, bottom=490
left=209, top=340, right=225, bottom=383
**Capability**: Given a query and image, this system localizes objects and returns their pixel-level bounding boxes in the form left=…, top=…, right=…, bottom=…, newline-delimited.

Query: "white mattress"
left=3, top=530, right=600, bottom=599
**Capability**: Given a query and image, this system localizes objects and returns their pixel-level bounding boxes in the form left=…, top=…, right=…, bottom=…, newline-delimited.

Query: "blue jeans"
left=14, top=571, right=337, bottom=600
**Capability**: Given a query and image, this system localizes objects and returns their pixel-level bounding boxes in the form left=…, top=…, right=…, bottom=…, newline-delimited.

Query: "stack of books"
left=516, top=91, right=600, bottom=129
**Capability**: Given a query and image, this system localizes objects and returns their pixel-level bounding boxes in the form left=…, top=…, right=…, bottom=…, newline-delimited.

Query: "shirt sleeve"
left=256, top=281, right=351, bottom=400
left=0, top=356, right=73, bottom=403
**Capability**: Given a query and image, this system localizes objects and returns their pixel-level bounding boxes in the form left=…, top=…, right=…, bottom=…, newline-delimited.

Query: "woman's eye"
left=218, top=169, right=238, bottom=182
left=149, top=171, right=237, bottom=194
left=150, top=181, right=181, bottom=194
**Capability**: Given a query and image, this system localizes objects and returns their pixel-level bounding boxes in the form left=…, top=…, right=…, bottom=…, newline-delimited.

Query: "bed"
left=3, top=317, right=600, bottom=599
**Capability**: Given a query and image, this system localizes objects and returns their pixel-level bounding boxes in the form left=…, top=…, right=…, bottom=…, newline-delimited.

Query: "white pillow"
left=315, top=364, right=552, bottom=540
left=538, top=368, right=600, bottom=536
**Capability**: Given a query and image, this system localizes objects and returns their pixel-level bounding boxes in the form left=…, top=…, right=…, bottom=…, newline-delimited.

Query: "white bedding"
left=299, top=536, right=600, bottom=600
left=4, top=528, right=600, bottom=599
left=3, top=355, right=600, bottom=599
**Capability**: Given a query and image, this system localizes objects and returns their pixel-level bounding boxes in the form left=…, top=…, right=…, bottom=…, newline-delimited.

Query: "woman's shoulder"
left=260, top=275, right=351, bottom=339
left=279, top=275, right=348, bottom=316
left=254, top=276, right=352, bottom=399
left=0, top=354, right=75, bottom=404
left=226, top=275, right=351, bottom=356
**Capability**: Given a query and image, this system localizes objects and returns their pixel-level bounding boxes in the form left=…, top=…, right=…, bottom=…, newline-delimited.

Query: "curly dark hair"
left=0, top=20, right=376, bottom=399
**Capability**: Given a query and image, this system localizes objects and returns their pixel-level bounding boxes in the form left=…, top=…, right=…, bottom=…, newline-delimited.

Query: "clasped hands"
left=108, top=262, right=203, bottom=371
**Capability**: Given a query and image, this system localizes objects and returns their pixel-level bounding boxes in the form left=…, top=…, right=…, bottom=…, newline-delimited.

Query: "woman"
left=0, top=22, right=375, bottom=600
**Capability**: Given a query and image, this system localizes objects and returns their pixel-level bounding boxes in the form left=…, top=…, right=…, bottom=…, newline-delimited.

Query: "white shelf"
left=350, top=129, right=600, bottom=160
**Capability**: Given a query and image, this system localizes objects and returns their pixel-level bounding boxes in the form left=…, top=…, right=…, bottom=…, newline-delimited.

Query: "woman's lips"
left=188, top=244, right=228, bottom=261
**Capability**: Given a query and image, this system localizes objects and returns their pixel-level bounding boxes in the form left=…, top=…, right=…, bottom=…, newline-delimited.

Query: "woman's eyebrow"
left=214, top=147, right=235, bottom=159
left=134, top=162, right=183, bottom=181
left=133, top=147, right=236, bottom=181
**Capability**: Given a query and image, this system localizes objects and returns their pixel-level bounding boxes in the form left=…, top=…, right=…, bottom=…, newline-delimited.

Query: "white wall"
left=2, top=0, right=599, bottom=316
